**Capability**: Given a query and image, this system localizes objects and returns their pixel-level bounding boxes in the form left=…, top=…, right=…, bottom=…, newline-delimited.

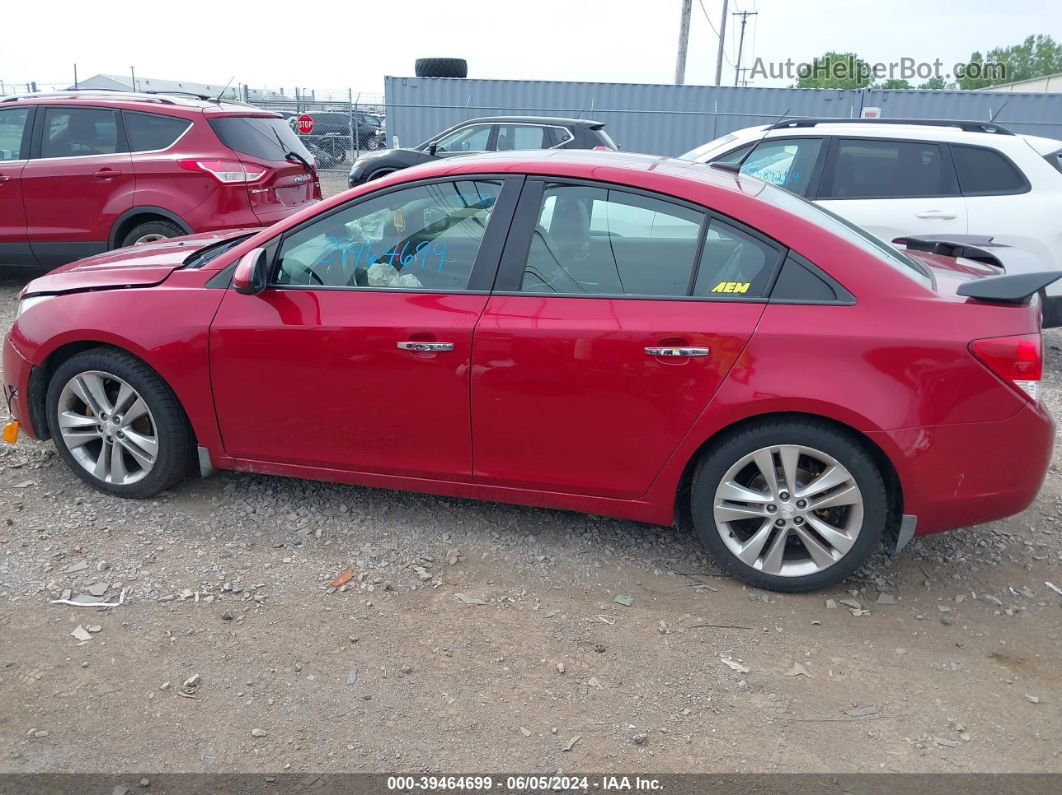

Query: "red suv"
left=3, top=151, right=1055, bottom=591
left=0, top=91, right=320, bottom=268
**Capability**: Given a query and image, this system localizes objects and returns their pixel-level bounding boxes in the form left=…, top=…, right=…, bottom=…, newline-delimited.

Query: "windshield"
left=209, top=116, right=313, bottom=163
left=755, top=179, right=933, bottom=289
left=679, top=132, right=741, bottom=161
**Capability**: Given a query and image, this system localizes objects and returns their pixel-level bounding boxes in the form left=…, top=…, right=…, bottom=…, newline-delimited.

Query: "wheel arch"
left=672, top=411, right=904, bottom=546
left=108, top=207, right=193, bottom=249
left=28, top=340, right=197, bottom=448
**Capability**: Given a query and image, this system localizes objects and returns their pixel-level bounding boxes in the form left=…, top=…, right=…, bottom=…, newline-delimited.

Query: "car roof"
left=728, top=120, right=1060, bottom=149
left=461, top=115, right=604, bottom=127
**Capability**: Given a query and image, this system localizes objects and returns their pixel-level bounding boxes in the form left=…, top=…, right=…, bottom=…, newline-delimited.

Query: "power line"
left=698, top=0, right=734, bottom=67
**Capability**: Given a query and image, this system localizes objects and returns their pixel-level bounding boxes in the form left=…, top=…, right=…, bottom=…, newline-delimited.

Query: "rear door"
left=470, top=179, right=780, bottom=498
left=0, top=105, right=33, bottom=265
left=814, top=137, right=967, bottom=242
left=22, top=105, right=134, bottom=266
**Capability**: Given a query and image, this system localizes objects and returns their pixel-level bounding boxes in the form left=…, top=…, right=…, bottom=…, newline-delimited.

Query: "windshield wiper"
left=272, top=128, right=315, bottom=175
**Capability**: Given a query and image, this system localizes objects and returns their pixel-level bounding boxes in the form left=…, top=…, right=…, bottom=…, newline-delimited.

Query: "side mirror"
left=427, top=142, right=438, bottom=156
left=232, top=248, right=268, bottom=295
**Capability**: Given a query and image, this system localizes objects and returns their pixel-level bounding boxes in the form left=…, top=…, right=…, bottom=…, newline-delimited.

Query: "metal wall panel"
left=385, top=77, right=1062, bottom=156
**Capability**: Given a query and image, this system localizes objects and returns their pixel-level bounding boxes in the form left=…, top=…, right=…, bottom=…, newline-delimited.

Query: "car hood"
left=21, top=230, right=254, bottom=297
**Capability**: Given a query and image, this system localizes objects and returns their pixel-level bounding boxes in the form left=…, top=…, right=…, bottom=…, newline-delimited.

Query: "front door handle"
left=93, top=168, right=121, bottom=179
left=645, top=346, right=710, bottom=358
left=0, top=175, right=10, bottom=185
left=915, top=210, right=956, bottom=220
left=397, top=341, right=454, bottom=352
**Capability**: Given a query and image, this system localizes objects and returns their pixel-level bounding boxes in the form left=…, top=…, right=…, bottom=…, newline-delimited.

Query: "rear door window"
left=40, top=107, right=119, bottom=158
left=0, top=107, right=30, bottom=160
left=821, top=139, right=952, bottom=199
left=209, top=116, right=313, bottom=162
left=518, top=182, right=704, bottom=297
left=495, top=125, right=547, bottom=151
left=693, top=219, right=783, bottom=298
left=123, top=111, right=190, bottom=152
left=952, top=145, right=1029, bottom=195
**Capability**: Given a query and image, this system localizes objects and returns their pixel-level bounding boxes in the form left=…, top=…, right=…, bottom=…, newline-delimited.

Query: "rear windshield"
left=755, top=179, right=933, bottom=289
left=594, top=129, right=618, bottom=150
left=209, top=116, right=313, bottom=163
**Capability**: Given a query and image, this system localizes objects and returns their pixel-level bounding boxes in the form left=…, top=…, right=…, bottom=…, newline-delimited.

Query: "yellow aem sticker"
left=710, top=281, right=751, bottom=294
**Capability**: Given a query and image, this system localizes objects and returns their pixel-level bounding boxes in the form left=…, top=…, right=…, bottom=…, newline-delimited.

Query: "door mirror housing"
left=232, top=248, right=268, bottom=295
left=427, top=142, right=438, bottom=156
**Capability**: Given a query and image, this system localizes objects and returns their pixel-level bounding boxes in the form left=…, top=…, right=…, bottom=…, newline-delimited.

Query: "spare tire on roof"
left=415, top=58, right=468, bottom=78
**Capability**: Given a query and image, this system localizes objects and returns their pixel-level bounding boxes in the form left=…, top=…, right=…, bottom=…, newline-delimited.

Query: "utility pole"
left=732, top=10, right=757, bottom=86
left=73, top=63, right=78, bottom=89
left=130, top=66, right=137, bottom=92
left=714, top=0, right=729, bottom=86
left=674, top=0, right=692, bottom=85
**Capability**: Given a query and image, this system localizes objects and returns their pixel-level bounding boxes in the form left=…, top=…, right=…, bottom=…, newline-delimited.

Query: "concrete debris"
left=720, top=655, right=750, bottom=673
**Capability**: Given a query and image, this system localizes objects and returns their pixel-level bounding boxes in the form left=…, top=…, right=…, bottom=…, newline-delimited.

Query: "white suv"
left=680, top=118, right=1062, bottom=316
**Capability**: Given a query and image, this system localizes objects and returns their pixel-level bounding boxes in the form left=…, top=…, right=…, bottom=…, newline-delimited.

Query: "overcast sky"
left=2, top=0, right=1058, bottom=97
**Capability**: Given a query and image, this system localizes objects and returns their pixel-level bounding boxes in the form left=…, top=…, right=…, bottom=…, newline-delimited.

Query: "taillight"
left=592, top=146, right=612, bottom=151
left=969, top=333, right=1043, bottom=402
left=178, top=159, right=269, bottom=184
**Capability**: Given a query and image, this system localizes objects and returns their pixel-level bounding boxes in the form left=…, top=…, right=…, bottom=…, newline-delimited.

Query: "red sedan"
left=3, top=151, right=1055, bottom=591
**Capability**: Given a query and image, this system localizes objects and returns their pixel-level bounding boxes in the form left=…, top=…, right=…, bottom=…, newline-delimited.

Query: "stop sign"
left=296, top=114, right=315, bottom=134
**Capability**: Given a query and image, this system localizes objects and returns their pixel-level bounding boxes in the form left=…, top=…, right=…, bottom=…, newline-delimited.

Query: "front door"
left=21, top=105, right=134, bottom=266
left=0, top=105, right=32, bottom=265
left=209, top=176, right=519, bottom=480
left=471, top=179, right=779, bottom=498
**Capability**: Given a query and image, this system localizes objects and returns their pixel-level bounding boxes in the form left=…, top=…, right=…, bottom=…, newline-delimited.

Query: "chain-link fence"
left=248, top=91, right=387, bottom=176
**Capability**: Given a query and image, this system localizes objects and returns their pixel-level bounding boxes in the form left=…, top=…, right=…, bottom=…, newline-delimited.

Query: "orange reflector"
left=3, top=420, right=19, bottom=444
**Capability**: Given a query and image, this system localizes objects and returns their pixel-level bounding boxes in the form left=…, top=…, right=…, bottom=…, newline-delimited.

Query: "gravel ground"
left=0, top=240, right=1060, bottom=774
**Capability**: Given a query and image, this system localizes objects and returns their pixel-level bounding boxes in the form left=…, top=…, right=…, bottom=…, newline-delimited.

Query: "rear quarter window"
left=952, top=145, right=1029, bottom=195
left=123, top=111, right=190, bottom=152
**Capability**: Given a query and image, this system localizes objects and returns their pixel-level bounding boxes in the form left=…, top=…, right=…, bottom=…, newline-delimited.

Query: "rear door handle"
left=93, top=168, right=121, bottom=179
left=397, top=341, right=454, bottom=352
left=915, top=210, right=956, bottom=220
left=645, top=347, right=710, bottom=358
left=0, top=175, right=10, bottom=185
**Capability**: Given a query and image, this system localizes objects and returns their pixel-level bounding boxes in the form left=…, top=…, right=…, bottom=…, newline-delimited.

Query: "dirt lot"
left=1, top=217, right=1060, bottom=776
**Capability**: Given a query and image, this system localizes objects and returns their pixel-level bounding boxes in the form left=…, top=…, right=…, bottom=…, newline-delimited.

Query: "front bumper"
left=2, top=333, right=35, bottom=438
left=872, top=399, right=1055, bottom=535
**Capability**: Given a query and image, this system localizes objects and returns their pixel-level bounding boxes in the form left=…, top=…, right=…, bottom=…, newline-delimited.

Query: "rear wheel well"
left=28, top=343, right=195, bottom=450
left=673, top=412, right=903, bottom=546
left=110, top=211, right=189, bottom=249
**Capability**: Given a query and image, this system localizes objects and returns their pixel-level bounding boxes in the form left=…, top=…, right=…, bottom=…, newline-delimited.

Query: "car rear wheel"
left=691, top=419, right=887, bottom=592
left=46, top=349, right=194, bottom=498
left=120, top=219, right=185, bottom=248
left=365, top=135, right=383, bottom=151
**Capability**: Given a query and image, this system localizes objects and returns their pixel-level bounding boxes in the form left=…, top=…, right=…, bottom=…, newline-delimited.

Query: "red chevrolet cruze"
left=0, top=91, right=320, bottom=268
left=3, top=151, right=1055, bottom=591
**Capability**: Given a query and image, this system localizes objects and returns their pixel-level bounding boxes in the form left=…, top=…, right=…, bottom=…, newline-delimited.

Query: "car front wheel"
left=691, top=419, right=887, bottom=592
left=46, top=349, right=194, bottom=498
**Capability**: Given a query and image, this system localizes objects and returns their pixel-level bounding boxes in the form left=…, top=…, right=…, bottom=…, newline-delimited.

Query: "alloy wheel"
left=713, top=444, right=864, bottom=577
left=56, top=371, right=159, bottom=486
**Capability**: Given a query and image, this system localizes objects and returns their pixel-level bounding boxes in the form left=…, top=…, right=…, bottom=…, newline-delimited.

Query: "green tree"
left=794, top=52, right=872, bottom=89
left=958, top=35, right=1062, bottom=89
left=917, top=76, right=952, bottom=90
left=874, top=78, right=912, bottom=89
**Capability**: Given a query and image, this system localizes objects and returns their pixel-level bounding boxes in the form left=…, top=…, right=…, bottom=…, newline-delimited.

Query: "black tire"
left=119, top=219, right=185, bottom=248
left=414, top=58, right=468, bottom=78
left=46, top=348, right=195, bottom=498
left=690, top=418, right=887, bottom=592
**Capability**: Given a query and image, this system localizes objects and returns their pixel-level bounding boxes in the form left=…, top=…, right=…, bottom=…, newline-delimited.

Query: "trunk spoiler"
left=956, top=270, right=1062, bottom=305
left=894, top=235, right=1062, bottom=306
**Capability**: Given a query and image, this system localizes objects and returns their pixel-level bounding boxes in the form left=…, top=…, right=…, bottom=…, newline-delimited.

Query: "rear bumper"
left=872, top=400, right=1054, bottom=535
left=2, top=334, right=36, bottom=438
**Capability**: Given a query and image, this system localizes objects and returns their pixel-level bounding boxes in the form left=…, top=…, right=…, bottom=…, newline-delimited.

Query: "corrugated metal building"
left=385, top=76, right=1062, bottom=156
